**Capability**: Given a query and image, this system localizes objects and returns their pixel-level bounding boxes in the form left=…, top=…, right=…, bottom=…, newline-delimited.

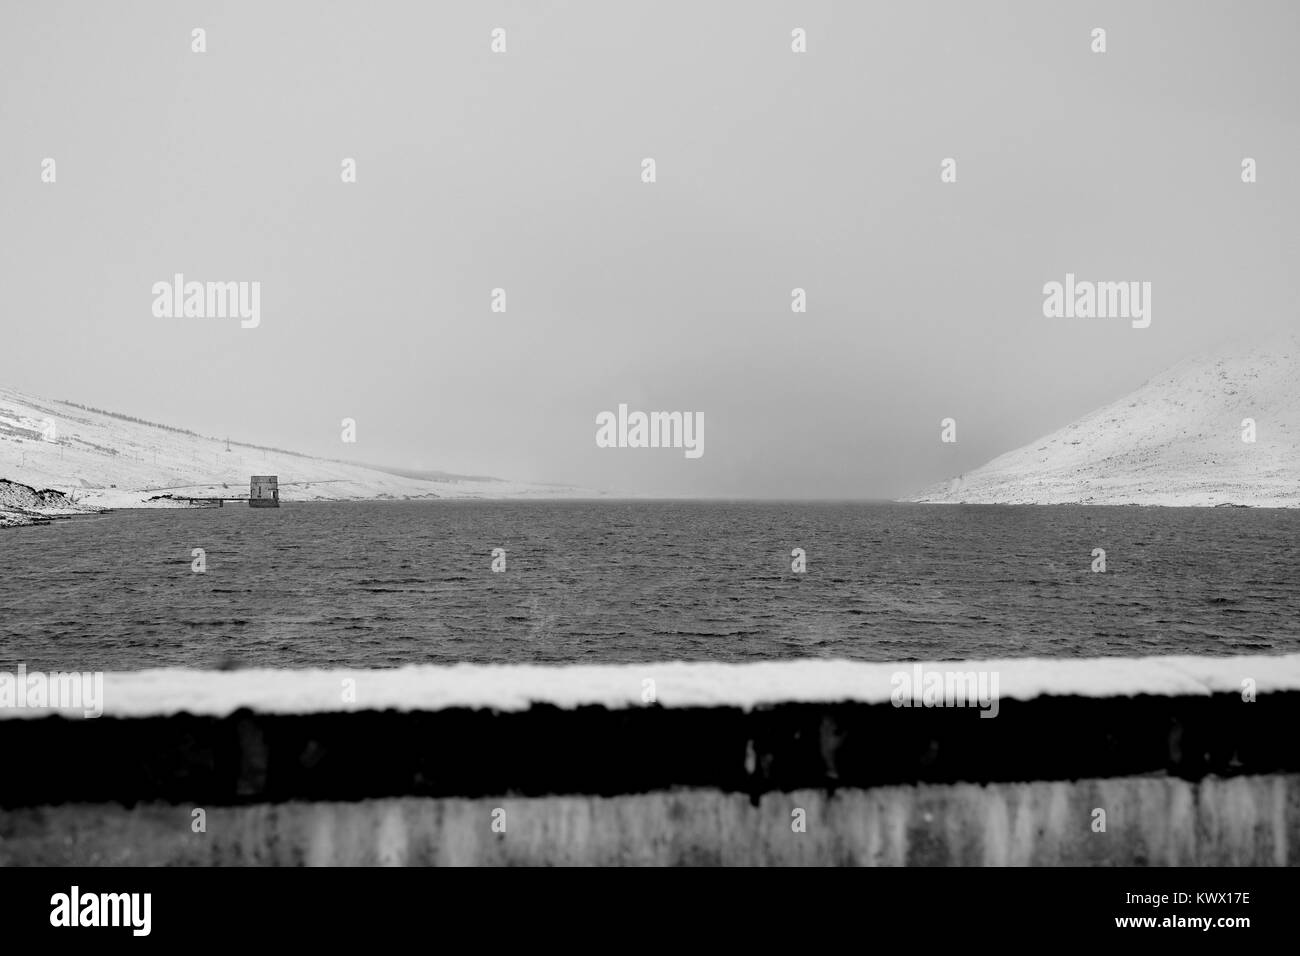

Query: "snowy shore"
left=0, top=384, right=596, bottom=525
left=0, top=478, right=101, bottom=528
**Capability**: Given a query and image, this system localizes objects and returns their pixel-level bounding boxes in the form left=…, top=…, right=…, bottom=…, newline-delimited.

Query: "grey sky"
left=2, top=1, right=1297, bottom=497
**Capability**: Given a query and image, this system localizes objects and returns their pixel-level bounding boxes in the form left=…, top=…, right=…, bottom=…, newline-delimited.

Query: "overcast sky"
left=2, top=1, right=1297, bottom=497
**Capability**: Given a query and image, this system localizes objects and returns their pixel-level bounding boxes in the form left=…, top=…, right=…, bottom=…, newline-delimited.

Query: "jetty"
left=152, top=475, right=280, bottom=508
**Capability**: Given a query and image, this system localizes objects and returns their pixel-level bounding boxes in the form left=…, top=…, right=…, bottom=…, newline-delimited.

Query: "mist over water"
left=3, top=501, right=1298, bottom=671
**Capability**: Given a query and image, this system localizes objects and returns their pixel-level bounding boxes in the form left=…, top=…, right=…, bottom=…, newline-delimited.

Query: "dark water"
left=2, top=501, right=1298, bottom=670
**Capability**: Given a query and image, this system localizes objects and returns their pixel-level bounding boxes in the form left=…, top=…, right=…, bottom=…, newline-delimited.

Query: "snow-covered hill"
left=908, top=333, right=1300, bottom=507
left=0, top=385, right=596, bottom=526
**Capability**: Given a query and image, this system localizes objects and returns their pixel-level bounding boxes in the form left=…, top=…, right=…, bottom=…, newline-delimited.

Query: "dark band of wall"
left=3, top=691, right=1296, bottom=808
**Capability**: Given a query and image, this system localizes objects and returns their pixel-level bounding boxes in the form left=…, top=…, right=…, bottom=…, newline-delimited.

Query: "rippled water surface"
left=2, top=501, right=1297, bottom=670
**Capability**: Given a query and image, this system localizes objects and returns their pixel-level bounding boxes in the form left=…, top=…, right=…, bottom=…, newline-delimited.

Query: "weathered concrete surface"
left=3, top=775, right=1295, bottom=866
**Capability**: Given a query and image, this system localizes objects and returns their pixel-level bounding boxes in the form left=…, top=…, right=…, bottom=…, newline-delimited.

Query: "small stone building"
left=249, top=475, right=279, bottom=508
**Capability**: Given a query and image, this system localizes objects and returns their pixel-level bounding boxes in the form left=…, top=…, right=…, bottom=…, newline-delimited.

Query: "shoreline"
left=5, top=497, right=1298, bottom=528
left=0, top=477, right=104, bottom=528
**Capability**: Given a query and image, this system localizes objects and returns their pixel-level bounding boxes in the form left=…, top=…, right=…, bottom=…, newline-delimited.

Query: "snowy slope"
left=0, top=385, right=596, bottom=522
left=908, top=333, right=1300, bottom=507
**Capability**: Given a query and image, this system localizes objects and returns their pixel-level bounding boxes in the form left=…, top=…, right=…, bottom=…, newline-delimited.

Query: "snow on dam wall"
left=1, top=657, right=1298, bottom=866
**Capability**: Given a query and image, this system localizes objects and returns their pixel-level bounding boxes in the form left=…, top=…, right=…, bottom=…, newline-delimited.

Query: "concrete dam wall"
left=2, top=656, right=1297, bottom=865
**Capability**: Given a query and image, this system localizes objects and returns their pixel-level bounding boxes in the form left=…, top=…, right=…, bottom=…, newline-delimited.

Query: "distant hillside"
left=0, top=385, right=597, bottom=517
left=908, top=334, right=1300, bottom=507
left=343, top=463, right=503, bottom=484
